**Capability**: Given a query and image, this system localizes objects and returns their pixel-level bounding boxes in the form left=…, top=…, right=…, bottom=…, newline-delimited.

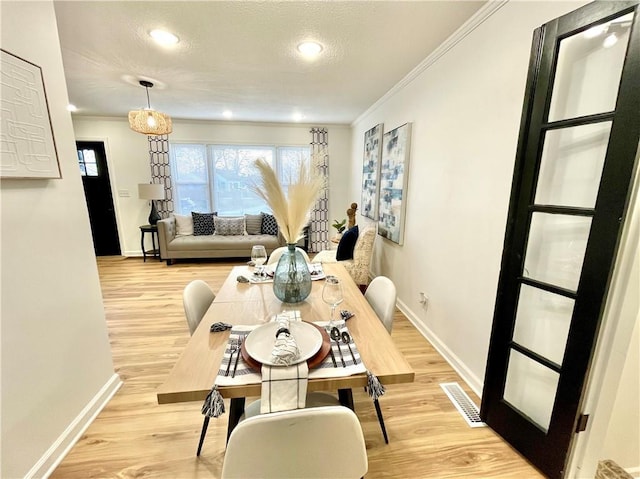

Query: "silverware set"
left=225, top=335, right=246, bottom=378
left=330, top=326, right=357, bottom=367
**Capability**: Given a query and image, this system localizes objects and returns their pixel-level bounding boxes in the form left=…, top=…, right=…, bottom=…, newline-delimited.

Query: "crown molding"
left=353, top=0, right=510, bottom=127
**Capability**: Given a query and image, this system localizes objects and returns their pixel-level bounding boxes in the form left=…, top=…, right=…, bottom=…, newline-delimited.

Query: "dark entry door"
left=76, top=141, right=121, bottom=256
left=480, top=2, right=639, bottom=479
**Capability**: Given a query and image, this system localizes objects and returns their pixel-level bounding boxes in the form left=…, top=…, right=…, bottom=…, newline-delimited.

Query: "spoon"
left=330, top=327, right=345, bottom=367
left=341, top=331, right=357, bottom=364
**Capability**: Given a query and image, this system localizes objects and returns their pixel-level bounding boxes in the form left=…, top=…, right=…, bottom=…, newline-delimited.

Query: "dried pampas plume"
left=251, top=154, right=326, bottom=244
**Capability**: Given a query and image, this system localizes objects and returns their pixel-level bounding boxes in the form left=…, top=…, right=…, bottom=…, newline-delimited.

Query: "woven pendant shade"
left=128, top=80, right=172, bottom=135
left=128, top=109, right=173, bottom=135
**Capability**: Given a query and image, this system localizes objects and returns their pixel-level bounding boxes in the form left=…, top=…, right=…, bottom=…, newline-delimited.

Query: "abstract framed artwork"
left=0, top=49, right=61, bottom=179
left=378, top=122, right=412, bottom=245
left=361, top=123, right=383, bottom=220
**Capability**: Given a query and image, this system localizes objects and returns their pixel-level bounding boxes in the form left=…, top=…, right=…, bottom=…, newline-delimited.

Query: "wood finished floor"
left=51, top=256, right=544, bottom=478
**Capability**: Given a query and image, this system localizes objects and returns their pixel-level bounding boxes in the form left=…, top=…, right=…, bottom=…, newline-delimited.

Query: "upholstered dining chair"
left=221, top=405, right=368, bottom=479
left=267, top=245, right=311, bottom=265
left=182, top=279, right=215, bottom=336
left=312, top=227, right=376, bottom=291
left=363, top=275, right=397, bottom=444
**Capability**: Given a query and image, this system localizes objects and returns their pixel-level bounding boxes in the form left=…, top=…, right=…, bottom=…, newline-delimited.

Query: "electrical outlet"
left=419, top=292, right=429, bottom=309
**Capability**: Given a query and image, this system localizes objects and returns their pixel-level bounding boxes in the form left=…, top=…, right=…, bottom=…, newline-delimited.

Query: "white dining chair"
left=182, top=279, right=215, bottom=335
left=267, top=245, right=311, bottom=265
left=363, top=275, right=397, bottom=444
left=222, top=405, right=368, bottom=479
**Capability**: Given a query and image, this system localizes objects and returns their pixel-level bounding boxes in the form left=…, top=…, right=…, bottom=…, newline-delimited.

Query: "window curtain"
left=309, top=127, right=329, bottom=253
left=148, top=135, right=174, bottom=217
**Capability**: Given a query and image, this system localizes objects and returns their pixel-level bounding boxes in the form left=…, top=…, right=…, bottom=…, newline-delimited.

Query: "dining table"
left=156, top=262, right=415, bottom=446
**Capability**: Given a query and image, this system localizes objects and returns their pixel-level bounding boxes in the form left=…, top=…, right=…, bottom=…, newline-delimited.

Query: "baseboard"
left=396, top=298, right=484, bottom=397
left=25, top=373, right=122, bottom=479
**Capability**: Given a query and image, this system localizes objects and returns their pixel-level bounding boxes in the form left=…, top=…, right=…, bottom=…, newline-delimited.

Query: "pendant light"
left=128, top=80, right=172, bottom=135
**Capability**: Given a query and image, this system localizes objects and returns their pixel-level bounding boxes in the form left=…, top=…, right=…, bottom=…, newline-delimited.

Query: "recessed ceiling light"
left=292, top=113, right=304, bottom=122
left=223, top=110, right=233, bottom=119
left=149, top=29, right=179, bottom=46
left=67, top=104, right=77, bottom=112
left=297, top=41, right=323, bottom=57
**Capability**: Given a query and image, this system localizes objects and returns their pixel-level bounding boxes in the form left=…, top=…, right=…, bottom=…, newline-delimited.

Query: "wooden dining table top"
left=156, top=263, right=415, bottom=405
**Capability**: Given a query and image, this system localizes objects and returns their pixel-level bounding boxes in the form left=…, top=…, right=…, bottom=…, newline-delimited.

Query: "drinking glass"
left=251, top=245, right=267, bottom=276
left=322, top=275, right=344, bottom=329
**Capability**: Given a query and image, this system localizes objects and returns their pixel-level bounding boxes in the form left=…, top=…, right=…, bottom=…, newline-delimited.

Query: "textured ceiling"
left=54, top=1, right=486, bottom=125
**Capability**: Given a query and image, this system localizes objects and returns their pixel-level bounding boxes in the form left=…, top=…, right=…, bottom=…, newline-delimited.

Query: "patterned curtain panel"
left=147, top=135, right=174, bottom=217
left=309, top=127, right=329, bottom=253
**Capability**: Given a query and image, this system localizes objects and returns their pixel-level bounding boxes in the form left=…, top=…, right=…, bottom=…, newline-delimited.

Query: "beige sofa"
left=157, top=216, right=284, bottom=265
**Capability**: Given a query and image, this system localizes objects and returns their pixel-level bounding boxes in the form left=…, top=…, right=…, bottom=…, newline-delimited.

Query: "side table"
left=140, top=224, right=160, bottom=262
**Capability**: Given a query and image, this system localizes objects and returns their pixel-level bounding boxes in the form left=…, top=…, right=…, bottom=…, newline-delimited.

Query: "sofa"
left=157, top=214, right=285, bottom=265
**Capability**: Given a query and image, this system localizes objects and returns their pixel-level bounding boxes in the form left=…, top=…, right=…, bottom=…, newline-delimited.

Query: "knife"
left=334, top=338, right=346, bottom=367
left=328, top=346, right=337, bottom=367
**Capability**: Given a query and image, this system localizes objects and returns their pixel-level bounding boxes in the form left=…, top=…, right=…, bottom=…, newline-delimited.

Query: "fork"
left=225, top=339, right=239, bottom=377
left=232, top=336, right=245, bottom=378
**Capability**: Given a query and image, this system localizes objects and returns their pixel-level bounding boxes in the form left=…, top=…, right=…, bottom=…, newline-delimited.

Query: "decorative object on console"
left=0, top=49, right=61, bottom=179
left=251, top=158, right=325, bottom=303
left=378, top=122, right=412, bottom=245
left=138, top=183, right=165, bottom=225
left=361, top=124, right=383, bottom=220
left=128, top=80, right=172, bottom=135
left=347, top=202, right=358, bottom=228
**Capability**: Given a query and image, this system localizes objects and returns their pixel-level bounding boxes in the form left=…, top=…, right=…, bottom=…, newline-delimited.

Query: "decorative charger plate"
left=242, top=321, right=330, bottom=369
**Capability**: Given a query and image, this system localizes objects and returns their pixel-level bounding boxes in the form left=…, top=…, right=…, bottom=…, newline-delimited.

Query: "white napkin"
left=260, top=312, right=307, bottom=414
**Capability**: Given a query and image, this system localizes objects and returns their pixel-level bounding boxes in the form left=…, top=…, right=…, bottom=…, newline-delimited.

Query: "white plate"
left=244, top=321, right=322, bottom=366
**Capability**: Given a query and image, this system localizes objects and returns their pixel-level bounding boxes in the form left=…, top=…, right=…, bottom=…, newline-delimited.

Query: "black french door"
left=481, top=2, right=640, bottom=478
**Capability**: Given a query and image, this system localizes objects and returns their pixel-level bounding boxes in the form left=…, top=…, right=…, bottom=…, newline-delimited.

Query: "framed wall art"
left=0, top=49, right=61, bottom=179
left=361, top=123, right=383, bottom=220
left=378, top=122, right=412, bottom=245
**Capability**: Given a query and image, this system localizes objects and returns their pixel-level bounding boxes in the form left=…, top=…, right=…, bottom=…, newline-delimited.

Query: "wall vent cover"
left=440, top=382, right=486, bottom=428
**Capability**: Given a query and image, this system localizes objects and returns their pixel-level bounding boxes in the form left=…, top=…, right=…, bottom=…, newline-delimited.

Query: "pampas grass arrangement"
left=251, top=155, right=325, bottom=244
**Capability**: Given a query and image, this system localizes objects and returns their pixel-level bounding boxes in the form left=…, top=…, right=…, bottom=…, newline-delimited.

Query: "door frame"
left=76, top=137, right=124, bottom=255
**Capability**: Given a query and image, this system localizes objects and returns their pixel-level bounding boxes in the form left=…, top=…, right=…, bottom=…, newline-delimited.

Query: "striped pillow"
left=245, top=213, right=263, bottom=235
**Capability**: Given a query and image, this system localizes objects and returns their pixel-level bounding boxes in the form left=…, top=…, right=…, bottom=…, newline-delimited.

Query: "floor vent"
left=440, top=382, right=486, bottom=428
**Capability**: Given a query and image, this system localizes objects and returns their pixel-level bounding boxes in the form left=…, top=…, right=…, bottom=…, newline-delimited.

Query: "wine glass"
left=251, top=245, right=267, bottom=277
left=322, top=275, right=344, bottom=329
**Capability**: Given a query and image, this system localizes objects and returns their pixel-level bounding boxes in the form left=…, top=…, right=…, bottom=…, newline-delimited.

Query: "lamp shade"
left=128, top=109, right=173, bottom=135
left=138, top=183, right=165, bottom=200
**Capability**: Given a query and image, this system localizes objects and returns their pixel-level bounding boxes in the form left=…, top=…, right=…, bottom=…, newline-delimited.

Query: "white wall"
left=0, top=2, right=117, bottom=478
left=72, top=118, right=352, bottom=255
left=350, top=0, right=638, bottom=476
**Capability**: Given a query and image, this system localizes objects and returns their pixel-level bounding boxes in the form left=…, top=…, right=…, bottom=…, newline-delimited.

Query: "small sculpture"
left=347, top=202, right=358, bottom=229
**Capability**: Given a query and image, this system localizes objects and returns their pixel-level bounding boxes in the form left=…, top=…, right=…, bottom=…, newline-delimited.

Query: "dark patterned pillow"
left=261, top=212, right=279, bottom=236
left=245, top=213, right=263, bottom=235
left=192, top=212, right=216, bottom=236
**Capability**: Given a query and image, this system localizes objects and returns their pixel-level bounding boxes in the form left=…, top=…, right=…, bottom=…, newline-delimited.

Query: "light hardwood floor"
left=51, top=256, right=544, bottom=478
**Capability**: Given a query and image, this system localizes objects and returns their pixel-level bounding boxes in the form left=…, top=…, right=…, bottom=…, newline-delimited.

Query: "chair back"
left=345, top=227, right=376, bottom=286
left=267, top=246, right=311, bottom=265
left=364, top=276, right=396, bottom=333
left=182, top=280, right=215, bottom=335
left=222, top=406, right=368, bottom=479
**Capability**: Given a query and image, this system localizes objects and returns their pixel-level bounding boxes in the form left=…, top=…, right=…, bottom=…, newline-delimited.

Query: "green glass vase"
left=273, top=244, right=312, bottom=303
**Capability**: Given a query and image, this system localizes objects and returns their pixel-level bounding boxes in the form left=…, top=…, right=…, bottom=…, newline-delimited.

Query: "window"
left=77, top=148, right=98, bottom=176
left=170, top=143, right=311, bottom=216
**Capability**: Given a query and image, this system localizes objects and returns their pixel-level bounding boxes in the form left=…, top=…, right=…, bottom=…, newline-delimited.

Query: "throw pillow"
left=336, top=225, right=359, bottom=261
left=261, top=212, right=279, bottom=236
left=245, top=213, right=263, bottom=235
left=214, top=216, right=246, bottom=236
left=192, top=212, right=216, bottom=236
left=173, top=213, right=194, bottom=236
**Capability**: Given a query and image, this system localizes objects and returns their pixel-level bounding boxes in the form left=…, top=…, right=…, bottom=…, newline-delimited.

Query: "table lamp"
left=138, top=183, right=165, bottom=225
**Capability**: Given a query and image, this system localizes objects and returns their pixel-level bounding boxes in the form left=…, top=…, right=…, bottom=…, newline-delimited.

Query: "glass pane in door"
left=513, top=285, right=575, bottom=365
left=535, top=122, right=611, bottom=208
left=548, top=12, right=634, bottom=121
left=504, top=349, right=560, bottom=432
left=523, top=213, right=591, bottom=291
